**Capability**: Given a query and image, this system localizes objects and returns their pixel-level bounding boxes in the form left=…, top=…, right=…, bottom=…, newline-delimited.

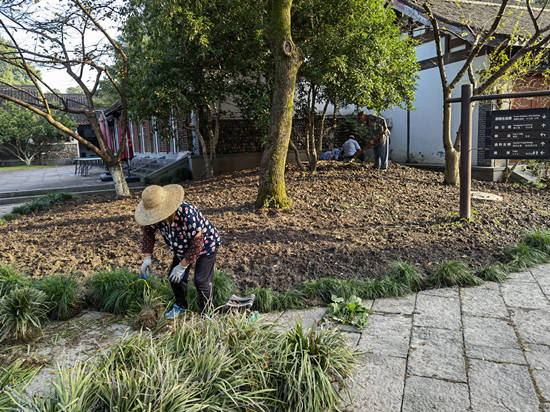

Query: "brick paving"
left=270, top=263, right=550, bottom=412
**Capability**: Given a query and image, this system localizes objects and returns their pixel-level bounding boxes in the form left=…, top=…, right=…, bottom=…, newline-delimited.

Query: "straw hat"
left=134, top=184, right=185, bottom=226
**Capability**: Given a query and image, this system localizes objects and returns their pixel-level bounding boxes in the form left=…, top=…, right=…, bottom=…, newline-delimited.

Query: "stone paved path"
left=0, top=165, right=105, bottom=193
left=266, top=264, right=550, bottom=412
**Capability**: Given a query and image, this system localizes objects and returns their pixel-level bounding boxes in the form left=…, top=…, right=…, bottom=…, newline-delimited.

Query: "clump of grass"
left=24, top=313, right=358, bottom=411
left=0, top=264, right=29, bottom=297
left=20, top=362, right=99, bottom=411
left=273, top=322, right=357, bottom=411
left=0, top=359, right=40, bottom=410
left=346, top=278, right=376, bottom=300
left=0, top=213, right=19, bottom=225
left=274, top=288, right=307, bottom=310
left=428, top=260, right=483, bottom=287
left=522, top=228, right=550, bottom=255
left=503, top=242, right=549, bottom=271
left=248, top=287, right=276, bottom=313
left=0, top=287, right=49, bottom=342
left=476, top=264, right=509, bottom=282
left=374, top=276, right=411, bottom=297
left=212, top=270, right=238, bottom=308
left=132, top=290, right=168, bottom=331
left=11, top=192, right=73, bottom=216
left=86, top=268, right=170, bottom=315
left=386, top=260, right=425, bottom=291
left=295, top=278, right=357, bottom=305
left=346, top=277, right=409, bottom=300
left=34, top=274, right=81, bottom=320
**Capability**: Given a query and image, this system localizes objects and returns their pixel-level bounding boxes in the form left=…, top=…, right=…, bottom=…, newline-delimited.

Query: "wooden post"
left=460, top=84, right=473, bottom=219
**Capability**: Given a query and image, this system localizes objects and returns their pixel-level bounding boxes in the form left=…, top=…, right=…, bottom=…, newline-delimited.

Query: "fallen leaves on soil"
left=1, top=162, right=549, bottom=291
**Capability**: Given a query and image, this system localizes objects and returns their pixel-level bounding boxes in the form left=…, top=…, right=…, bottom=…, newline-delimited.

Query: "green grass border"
left=0, top=165, right=54, bottom=172
left=0, top=192, right=73, bottom=226
left=0, top=228, right=548, bottom=329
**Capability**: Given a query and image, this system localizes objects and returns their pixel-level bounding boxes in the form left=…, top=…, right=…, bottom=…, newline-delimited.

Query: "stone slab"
left=538, top=282, right=550, bottom=300
left=346, top=354, right=406, bottom=412
left=417, top=286, right=459, bottom=298
left=469, top=359, right=538, bottom=412
left=402, top=376, right=470, bottom=412
left=529, top=265, right=550, bottom=283
left=511, top=308, right=550, bottom=345
left=26, top=312, right=133, bottom=395
left=323, top=320, right=364, bottom=334
left=524, top=344, right=550, bottom=401
left=259, top=311, right=283, bottom=323
left=471, top=191, right=503, bottom=201
left=358, top=313, right=411, bottom=358
left=414, top=293, right=461, bottom=330
left=506, top=270, right=535, bottom=283
left=371, top=294, right=416, bottom=315
left=276, top=307, right=327, bottom=331
left=501, top=282, right=549, bottom=310
left=408, top=326, right=466, bottom=382
left=461, top=283, right=508, bottom=319
left=463, top=315, right=524, bottom=364
left=341, top=332, right=361, bottom=347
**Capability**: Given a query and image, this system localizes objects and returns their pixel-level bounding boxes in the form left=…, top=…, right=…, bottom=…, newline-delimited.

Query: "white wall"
left=381, top=44, right=487, bottom=165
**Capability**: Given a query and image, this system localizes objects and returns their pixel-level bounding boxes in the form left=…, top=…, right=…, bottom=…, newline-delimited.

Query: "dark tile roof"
left=0, top=85, right=90, bottom=124
left=396, top=0, right=550, bottom=39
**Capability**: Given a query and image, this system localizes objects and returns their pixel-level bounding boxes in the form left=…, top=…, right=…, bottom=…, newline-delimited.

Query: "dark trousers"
left=168, top=253, right=216, bottom=312
left=343, top=150, right=367, bottom=162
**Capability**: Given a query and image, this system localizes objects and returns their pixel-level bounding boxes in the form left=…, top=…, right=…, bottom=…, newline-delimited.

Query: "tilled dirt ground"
left=1, top=162, right=549, bottom=291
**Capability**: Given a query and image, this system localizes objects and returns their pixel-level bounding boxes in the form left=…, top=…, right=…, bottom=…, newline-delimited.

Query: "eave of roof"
left=393, top=0, right=550, bottom=44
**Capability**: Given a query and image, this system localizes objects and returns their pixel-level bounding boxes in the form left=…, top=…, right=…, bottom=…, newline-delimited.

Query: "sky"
left=7, top=0, right=121, bottom=93
left=42, top=69, right=79, bottom=92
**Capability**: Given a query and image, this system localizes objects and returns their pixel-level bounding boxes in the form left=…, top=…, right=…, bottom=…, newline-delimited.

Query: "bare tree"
left=423, top=0, right=550, bottom=185
left=0, top=0, right=131, bottom=196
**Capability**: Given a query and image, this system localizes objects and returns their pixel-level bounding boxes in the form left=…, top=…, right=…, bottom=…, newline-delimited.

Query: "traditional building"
left=379, top=0, right=550, bottom=172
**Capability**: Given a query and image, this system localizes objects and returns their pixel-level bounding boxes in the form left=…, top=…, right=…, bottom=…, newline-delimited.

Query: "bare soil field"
left=1, top=162, right=549, bottom=291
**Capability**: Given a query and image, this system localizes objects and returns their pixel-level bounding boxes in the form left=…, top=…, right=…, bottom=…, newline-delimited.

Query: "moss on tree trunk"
left=256, top=0, right=302, bottom=209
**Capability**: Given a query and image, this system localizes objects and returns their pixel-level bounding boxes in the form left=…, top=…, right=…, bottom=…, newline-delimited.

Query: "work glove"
left=141, top=256, right=153, bottom=279
left=169, top=264, right=188, bottom=284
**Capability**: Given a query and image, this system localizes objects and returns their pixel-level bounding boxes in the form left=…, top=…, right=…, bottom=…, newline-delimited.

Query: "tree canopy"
left=0, top=0, right=133, bottom=196
left=0, top=102, right=75, bottom=165
left=124, top=0, right=267, bottom=176
left=294, top=0, right=417, bottom=111
left=123, top=0, right=418, bottom=177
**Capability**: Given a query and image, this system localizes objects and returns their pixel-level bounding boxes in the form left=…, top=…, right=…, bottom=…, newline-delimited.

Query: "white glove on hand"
left=169, top=264, right=188, bottom=283
left=141, top=256, right=153, bottom=279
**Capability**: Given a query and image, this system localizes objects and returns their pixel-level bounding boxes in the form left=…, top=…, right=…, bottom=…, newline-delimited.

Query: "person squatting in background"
left=341, top=135, right=367, bottom=162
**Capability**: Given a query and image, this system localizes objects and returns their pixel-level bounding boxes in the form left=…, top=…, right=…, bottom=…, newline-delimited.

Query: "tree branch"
left=448, top=0, right=510, bottom=91
left=423, top=4, right=449, bottom=91
left=0, top=91, right=104, bottom=158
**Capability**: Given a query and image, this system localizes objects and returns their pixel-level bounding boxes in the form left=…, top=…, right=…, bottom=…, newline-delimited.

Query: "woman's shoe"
left=165, top=303, right=186, bottom=319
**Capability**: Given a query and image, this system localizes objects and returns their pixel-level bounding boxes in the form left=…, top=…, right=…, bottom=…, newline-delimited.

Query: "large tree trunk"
left=109, top=162, right=130, bottom=197
left=256, top=0, right=302, bottom=208
left=87, top=113, right=131, bottom=197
